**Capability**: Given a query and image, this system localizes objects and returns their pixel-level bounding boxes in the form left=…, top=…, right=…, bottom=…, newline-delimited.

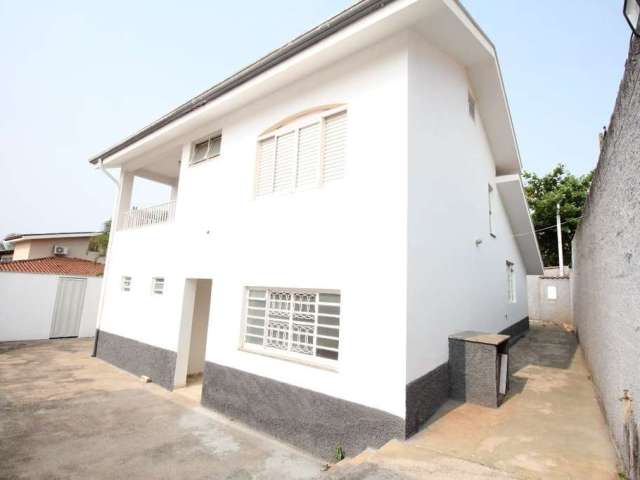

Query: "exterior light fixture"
left=624, top=0, right=640, bottom=36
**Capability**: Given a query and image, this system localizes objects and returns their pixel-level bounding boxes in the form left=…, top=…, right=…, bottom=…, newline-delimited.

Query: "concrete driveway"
left=0, top=339, right=325, bottom=480
left=0, top=324, right=619, bottom=480
left=328, top=324, right=620, bottom=479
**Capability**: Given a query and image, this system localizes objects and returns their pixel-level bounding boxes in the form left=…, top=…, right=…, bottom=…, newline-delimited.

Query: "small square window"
left=121, top=276, right=132, bottom=292
left=546, top=285, right=558, bottom=300
left=151, top=277, right=165, bottom=295
left=191, top=134, right=221, bottom=165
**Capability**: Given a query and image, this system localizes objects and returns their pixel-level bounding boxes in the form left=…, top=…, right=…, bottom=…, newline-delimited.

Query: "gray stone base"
left=448, top=332, right=510, bottom=408
left=201, top=361, right=405, bottom=460
left=94, top=329, right=177, bottom=390
left=405, top=363, right=449, bottom=437
left=500, top=316, right=529, bottom=343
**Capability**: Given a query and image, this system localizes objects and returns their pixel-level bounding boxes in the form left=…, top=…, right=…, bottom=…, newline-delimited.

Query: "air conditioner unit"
left=53, top=245, right=69, bottom=256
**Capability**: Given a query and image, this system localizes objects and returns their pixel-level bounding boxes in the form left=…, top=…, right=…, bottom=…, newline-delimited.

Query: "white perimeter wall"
left=406, top=31, right=528, bottom=382
left=527, top=275, right=572, bottom=324
left=0, top=272, right=101, bottom=341
left=99, top=32, right=410, bottom=418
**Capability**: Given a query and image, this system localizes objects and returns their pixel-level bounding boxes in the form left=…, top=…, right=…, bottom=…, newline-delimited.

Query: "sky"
left=0, top=1, right=631, bottom=238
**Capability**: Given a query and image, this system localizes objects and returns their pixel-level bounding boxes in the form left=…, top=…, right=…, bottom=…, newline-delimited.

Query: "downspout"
left=98, top=159, right=120, bottom=186
left=92, top=159, right=119, bottom=357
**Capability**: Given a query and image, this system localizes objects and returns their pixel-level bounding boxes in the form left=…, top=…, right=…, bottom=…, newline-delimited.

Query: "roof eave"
left=88, top=0, right=399, bottom=165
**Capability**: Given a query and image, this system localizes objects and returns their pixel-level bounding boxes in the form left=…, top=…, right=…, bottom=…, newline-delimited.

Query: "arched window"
left=255, top=105, right=347, bottom=196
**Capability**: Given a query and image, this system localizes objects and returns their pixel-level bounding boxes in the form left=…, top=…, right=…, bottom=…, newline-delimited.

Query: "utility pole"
left=557, top=203, right=564, bottom=276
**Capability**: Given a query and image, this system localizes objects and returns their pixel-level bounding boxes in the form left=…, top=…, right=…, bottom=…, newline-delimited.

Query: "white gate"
left=50, top=277, right=87, bottom=338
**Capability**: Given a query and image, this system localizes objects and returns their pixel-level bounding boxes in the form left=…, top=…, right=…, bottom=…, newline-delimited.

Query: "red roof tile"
left=0, top=257, right=104, bottom=276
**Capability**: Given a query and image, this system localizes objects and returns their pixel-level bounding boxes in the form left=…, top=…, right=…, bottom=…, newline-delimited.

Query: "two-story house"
left=91, top=0, right=543, bottom=458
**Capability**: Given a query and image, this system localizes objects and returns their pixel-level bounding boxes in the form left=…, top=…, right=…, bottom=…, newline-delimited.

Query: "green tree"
left=89, top=220, right=111, bottom=263
left=522, top=164, right=593, bottom=267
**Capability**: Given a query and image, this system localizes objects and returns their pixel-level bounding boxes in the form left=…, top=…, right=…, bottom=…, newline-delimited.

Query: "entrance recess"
left=50, top=277, right=87, bottom=338
left=174, top=278, right=212, bottom=400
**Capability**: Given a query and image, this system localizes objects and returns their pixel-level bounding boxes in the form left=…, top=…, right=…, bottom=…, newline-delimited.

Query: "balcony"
left=118, top=201, right=176, bottom=230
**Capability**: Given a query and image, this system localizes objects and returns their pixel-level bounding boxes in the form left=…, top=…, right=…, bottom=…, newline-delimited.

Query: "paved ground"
left=328, top=324, right=620, bottom=479
left=0, top=339, right=325, bottom=480
left=0, top=324, right=619, bottom=479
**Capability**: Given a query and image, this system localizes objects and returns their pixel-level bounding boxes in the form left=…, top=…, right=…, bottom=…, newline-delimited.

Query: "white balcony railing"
left=118, top=201, right=176, bottom=230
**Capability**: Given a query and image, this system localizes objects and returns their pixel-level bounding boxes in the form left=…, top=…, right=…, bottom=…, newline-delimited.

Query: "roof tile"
left=0, top=257, right=104, bottom=276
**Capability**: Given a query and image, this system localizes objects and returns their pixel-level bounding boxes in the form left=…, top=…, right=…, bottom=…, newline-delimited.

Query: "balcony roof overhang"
left=88, top=0, right=522, bottom=176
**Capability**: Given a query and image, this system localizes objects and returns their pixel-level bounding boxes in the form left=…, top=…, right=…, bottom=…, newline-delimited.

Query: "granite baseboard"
left=201, top=361, right=405, bottom=460
left=500, top=316, right=529, bottom=344
left=405, top=362, right=449, bottom=437
left=94, top=329, right=177, bottom=390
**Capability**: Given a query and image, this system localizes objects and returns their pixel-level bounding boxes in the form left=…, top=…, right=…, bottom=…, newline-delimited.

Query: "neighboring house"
left=90, top=0, right=542, bottom=458
left=0, top=257, right=103, bottom=342
left=572, top=30, right=640, bottom=479
left=527, top=267, right=573, bottom=325
left=0, top=248, right=14, bottom=263
left=4, top=231, right=104, bottom=263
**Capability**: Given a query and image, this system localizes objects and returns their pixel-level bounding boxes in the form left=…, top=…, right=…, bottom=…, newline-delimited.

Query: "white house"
left=90, top=0, right=542, bottom=458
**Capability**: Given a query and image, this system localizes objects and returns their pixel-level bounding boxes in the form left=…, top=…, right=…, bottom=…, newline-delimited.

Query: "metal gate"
left=50, top=277, right=87, bottom=338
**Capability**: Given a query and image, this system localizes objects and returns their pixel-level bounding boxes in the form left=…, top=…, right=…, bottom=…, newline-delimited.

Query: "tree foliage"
left=522, top=164, right=593, bottom=267
left=89, top=219, right=111, bottom=262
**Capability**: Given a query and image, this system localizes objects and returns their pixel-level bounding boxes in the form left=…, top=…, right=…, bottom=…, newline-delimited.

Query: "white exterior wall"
left=405, top=31, right=528, bottom=382
left=99, top=33, right=410, bottom=417
left=0, top=272, right=101, bottom=341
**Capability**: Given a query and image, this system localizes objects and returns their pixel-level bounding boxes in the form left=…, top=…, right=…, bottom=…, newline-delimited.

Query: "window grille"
left=151, top=277, right=165, bottom=295
left=121, top=276, right=132, bottom=292
left=506, top=262, right=516, bottom=303
left=546, top=285, right=558, bottom=300
left=243, top=288, right=340, bottom=362
left=191, top=134, right=222, bottom=165
left=255, top=109, right=347, bottom=196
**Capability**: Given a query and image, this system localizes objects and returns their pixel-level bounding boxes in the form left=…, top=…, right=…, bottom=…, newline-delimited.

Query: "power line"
left=513, top=217, right=583, bottom=238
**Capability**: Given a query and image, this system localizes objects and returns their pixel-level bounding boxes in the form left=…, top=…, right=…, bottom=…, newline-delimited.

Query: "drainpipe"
left=92, top=159, right=119, bottom=356
left=97, top=159, right=120, bottom=187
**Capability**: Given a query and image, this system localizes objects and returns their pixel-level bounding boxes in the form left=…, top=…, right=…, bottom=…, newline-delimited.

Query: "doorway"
left=50, top=277, right=87, bottom=338
left=174, top=278, right=212, bottom=401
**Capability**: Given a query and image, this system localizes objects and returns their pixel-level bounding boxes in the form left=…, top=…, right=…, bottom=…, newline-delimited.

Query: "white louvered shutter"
left=274, top=131, right=296, bottom=193
left=296, top=122, right=321, bottom=189
left=256, top=137, right=275, bottom=196
left=322, top=111, right=347, bottom=183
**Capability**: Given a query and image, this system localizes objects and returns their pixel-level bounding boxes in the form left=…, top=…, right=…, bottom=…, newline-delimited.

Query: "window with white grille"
left=546, top=285, right=557, bottom=300
left=243, top=288, right=340, bottom=362
left=506, top=261, right=516, bottom=303
left=121, top=276, right=132, bottom=292
left=255, top=109, right=347, bottom=196
left=151, top=277, right=165, bottom=295
left=191, top=134, right=222, bottom=165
